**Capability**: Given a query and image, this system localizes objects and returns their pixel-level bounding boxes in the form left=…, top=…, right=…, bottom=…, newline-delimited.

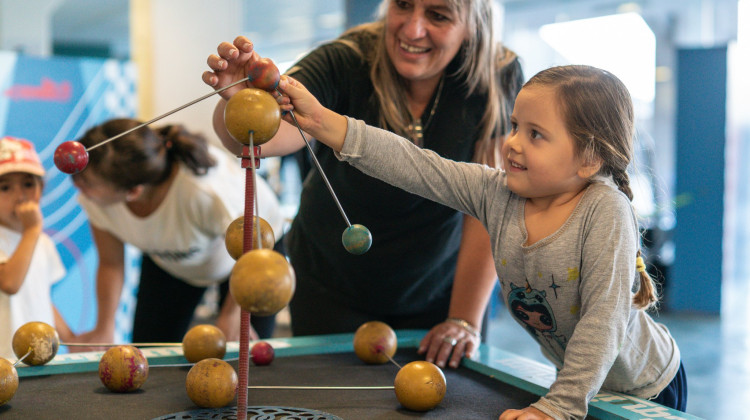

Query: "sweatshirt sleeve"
left=336, top=117, right=501, bottom=221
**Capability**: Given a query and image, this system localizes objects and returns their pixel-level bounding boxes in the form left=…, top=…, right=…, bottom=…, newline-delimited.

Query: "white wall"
left=138, top=0, right=243, bottom=144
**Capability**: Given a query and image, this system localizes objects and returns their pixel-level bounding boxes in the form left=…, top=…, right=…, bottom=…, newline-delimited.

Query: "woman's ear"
left=125, top=185, right=144, bottom=202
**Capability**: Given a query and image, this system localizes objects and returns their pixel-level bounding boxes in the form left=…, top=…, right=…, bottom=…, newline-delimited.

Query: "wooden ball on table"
left=224, top=88, right=281, bottom=146
left=12, top=321, right=60, bottom=366
left=98, top=345, right=149, bottom=392
left=0, top=358, right=19, bottom=406
left=185, top=358, right=238, bottom=408
left=353, top=321, right=397, bottom=364
left=394, top=361, right=446, bottom=411
left=229, top=249, right=295, bottom=316
left=182, top=324, right=227, bottom=363
left=225, top=215, right=276, bottom=260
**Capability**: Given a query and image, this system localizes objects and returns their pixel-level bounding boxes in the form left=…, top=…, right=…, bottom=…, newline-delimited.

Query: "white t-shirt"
left=78, top=146, right=283, bottom=287
left=0, top=225, right=66, bottom=360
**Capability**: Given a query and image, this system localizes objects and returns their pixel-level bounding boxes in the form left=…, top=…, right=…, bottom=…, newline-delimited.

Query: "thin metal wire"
left=13, top=349, right=32, bottom=367
left=86, top=77, right=250, bottom=152
left=281, top=102, right=351, bottom=227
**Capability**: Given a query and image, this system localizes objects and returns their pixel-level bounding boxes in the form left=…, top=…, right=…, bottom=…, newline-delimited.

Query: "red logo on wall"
left=4, top=78, right=72, bottom=102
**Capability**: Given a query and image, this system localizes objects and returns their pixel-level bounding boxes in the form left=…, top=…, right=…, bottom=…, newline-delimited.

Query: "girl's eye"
left=509, top=122, right=518, bottom=133
left=530, top=129, right=543, bottom=140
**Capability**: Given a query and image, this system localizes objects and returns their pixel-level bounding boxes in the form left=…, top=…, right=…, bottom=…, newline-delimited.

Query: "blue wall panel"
left=670, top=46, right=727, bottom=313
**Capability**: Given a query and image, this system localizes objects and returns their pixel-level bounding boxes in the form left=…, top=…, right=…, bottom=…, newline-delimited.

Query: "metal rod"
left=62, top=342, right=180, bottom=347
left=13, top=349, right=32, bottom=367
left=86, top=77, right=250, bottom=152
left=284, top=105, right=351, bottom=227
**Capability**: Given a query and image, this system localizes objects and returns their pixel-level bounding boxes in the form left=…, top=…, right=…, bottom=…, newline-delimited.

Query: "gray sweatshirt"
left=338, top=118, right=680, bottom=420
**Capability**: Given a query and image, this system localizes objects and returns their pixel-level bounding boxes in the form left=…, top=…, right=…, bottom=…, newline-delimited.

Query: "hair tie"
left=164, top=140, right=173, bottom=150
left=635, top=256, right=646, bottom=273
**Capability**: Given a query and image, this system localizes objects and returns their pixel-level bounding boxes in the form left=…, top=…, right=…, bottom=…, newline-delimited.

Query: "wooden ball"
left=182, top=324, right=227, bottom=363
left=353, top=321, right=397, bottom=364
left=98, top=345, right=149, bottom=392
left=186, top=358, right=237, bottom=408
left=12, top=321, right=59, bottom=366
left=341, top=224, right=372, bottom=255
left=229, top=249, right=295, bottom=316
left=394, top=361, right=446, bottom=411
left=224, top=88, right=280, bottom=145
left=0, top=358, right=19, bottom=406
left=225, top=215, right=276, bottom=260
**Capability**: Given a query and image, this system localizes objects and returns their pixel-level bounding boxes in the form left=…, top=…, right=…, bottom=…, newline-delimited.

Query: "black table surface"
left=2, top=350, right=538, bottom=419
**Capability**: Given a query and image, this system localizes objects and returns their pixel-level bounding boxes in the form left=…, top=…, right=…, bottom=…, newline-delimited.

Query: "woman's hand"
left=499, top=407, right=554, bottom=420
left=418, top=320, right=480, bottom=369
left=203, top=35, right=262, bottom=100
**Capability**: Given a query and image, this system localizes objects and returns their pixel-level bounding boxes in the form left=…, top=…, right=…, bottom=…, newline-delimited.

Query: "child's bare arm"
left=0, top=202, right=43, bottom=294
left=53, top=305, right=76, bottom=342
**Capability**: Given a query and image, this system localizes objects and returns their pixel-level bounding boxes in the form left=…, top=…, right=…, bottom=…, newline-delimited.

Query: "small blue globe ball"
left=342, top=224, right=372, bottom=255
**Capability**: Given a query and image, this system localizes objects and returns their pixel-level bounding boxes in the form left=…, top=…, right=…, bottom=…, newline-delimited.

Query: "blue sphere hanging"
left=342, top=224, right=372, bottom=255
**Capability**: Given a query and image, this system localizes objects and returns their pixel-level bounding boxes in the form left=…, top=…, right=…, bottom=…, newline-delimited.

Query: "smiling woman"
left=203, top=0, right=524, bottom=371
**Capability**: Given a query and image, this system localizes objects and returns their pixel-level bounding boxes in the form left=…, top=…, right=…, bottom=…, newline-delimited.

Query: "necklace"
left=407, top=76, right=445, bottom=147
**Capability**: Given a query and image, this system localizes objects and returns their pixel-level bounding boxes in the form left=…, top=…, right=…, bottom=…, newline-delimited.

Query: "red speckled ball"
left=98, top=345, right=149, bottom=392
left=248, top=57, right=280, bottom=91
left=53, top=141, right=89, bottom=174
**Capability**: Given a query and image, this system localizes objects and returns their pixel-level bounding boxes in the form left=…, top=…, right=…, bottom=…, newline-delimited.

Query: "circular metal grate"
left=152, top=405, right=344, bottom=420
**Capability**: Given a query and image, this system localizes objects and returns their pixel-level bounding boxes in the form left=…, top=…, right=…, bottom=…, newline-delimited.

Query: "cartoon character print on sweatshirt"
left=507, top=281, right=567, bottom=354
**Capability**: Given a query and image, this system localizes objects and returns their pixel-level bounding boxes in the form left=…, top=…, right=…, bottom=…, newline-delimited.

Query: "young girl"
left=275, top=66, right=686, bottom=419
left=69, top=119, right=283, bottom=345
left=0, top=137, right=75, bottom=360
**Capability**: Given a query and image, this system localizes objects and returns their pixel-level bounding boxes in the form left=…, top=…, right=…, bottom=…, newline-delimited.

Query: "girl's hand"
left=203, top=35, right=262, bottom=100
left=499, top=407, right=554, bottom=420
left=15, top=201, right=42, bottom=233
left=418, top=321, right=479, bottom=369
left=276, top=75, right=348, bottom=152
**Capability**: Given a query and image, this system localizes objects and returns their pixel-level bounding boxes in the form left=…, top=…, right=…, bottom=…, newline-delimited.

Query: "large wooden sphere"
left=225, top=215, right=276, bottom=260
left=182, top=324, right=227, bottom=363
left=229, top=249, right=295, bottom=316
left=12, top=321, right=59, bottom=366
left=224, top=88, right=280, bottom=145
left=353, top=321, right=397, bottom=364
left=185, top=358, right=237, bottom=408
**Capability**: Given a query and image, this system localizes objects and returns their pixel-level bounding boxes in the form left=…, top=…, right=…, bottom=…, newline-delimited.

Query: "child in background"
left=69, top=119, right=283, bottom=345
left=0, top=136, right=75, bottom=360
left=275, top=65, right=686, bottom=419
